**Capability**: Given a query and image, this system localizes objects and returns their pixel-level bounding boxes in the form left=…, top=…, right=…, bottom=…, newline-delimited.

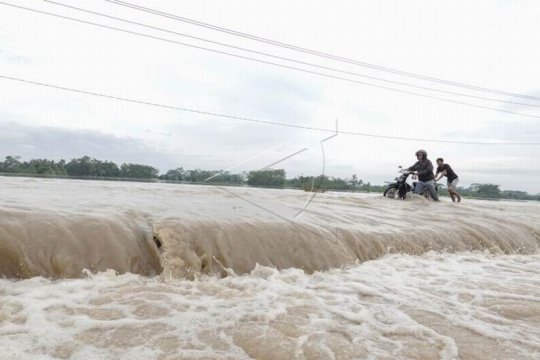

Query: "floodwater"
left=1, top=177, right=539, bottom=359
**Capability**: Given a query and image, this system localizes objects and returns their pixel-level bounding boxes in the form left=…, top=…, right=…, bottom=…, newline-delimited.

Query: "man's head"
left=415, top=149, right=427, bottom=160
left=436, top=158, right=444, bottom=167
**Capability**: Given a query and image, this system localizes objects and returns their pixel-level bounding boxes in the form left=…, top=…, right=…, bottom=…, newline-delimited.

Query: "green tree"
left=247, top=169, right=286, bottom=187
left=65, top=156, right=94, bottom=176
left=120, top=163, right=159, bottom=179
left=1, top=155, right=22, bottom=172
left=162, top=167, right=185, bottom=181
left=65, top=157, right=120, bottom=177
left=26, top=159, right=67, bottom=175
left=350, top=174, right=363, bottom=190
left=475, top=183, right=501, bottom=198
left=501, top=190, right=529, bottom=200
left=184, top=169, right=217, bottom=182
left=98, top=161, right=120, bottom=177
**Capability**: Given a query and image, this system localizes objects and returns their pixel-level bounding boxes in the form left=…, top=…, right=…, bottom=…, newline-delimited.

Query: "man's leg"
left=447, top=181, right=455, bottom=202
left=450, top=188, right=461, bottom=202
left=449, top=179, right=461, bottom=202
left=448, top=189, right=456, bottom=202
left=425, top=180, right=440, bottom=201
left=414, top=181, right=426, bottom=195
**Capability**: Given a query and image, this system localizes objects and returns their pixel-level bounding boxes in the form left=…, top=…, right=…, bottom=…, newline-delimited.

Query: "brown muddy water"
left=1, top=177, right=539, bottom=359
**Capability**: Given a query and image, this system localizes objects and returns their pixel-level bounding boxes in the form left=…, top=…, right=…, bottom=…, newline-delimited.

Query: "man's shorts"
left=447, top=178, right=459, bottom=191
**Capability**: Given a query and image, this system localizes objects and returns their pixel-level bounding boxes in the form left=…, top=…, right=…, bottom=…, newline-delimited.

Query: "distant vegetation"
left=0, top=155, right=538, bottom=200
left=248, top=169, right=286, bottom=187
left=162, top=167, right=244, bottom=184
left=0, top=155, right=157, bottom=179
left=458, top=183, right=538, bottom=200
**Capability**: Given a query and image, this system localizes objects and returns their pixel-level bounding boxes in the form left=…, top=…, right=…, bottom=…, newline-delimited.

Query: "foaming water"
left=1, top=253, right=539, bottom=359
left=0, top=177, right=538, bottom=279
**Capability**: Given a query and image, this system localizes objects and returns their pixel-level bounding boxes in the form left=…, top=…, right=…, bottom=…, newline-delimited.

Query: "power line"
left=41, top=0, right=540, bottom=109
left=106, top=0, right=540, bottom=102
left=2, top=2, right=540, bottom=120
left=2, top=75, right=539, bottom=145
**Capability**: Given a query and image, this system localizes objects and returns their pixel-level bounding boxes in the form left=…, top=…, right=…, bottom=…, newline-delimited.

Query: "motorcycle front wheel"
left=383, top=186, right=398, bottom=199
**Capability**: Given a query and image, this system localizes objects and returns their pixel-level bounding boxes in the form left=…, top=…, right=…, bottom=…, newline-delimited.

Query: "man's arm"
left=407, top=161, right=419, bottom=172
left=435, top=170, right=447, bottom=181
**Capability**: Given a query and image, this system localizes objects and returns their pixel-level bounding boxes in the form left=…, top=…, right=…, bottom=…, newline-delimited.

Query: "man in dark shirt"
left=407, top=149, right=439, bottom=201
left=435, top=158, right=461, bottom=202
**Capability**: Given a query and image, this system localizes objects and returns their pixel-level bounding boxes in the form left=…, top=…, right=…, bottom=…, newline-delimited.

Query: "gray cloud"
left=0, top=122, right=180, bottom=172
left=0, top=121, right=320, bottom=175
left=442, top=117, right=540, bottom=143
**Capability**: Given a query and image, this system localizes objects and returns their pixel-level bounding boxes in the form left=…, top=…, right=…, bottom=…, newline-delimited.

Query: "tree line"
left=0, top=155, right=388, bottom=193
left=0, top=155, right=158, bottom=179
left=459, top=183, right=540, bottom=200
left=0, top=155, right=538, bottom=200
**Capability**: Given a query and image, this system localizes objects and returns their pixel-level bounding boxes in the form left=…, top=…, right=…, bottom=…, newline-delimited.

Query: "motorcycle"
left=383, top=166, right=443, bottom=200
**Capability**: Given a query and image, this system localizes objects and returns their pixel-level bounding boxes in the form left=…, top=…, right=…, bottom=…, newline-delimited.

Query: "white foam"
left=1, top=253, right=539, bottom=359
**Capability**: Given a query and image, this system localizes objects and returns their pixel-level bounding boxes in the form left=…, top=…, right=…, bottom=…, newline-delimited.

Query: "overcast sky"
left=1, top=0, right=539, bottom=192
